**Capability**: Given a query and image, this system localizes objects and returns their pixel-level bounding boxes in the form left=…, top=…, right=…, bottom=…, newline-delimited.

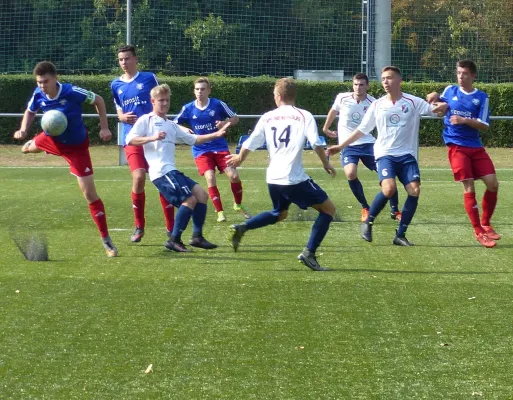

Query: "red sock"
left=463, top=192, right=483, bottom=235
left=231, top=181, right=243, bottom=205
left=481, top=190, right=498, bottom=227
left=159, top=193, right=175, bottom=233
left=131, top=191, right=145, bottom=229
left=89, top=199, right=109, bottom=239
left=208, top=186, right=223, bottom=212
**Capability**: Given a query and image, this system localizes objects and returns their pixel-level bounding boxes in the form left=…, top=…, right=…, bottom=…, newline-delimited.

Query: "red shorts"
left=195, top=151, right=231, bottom=176
left=124, top=145, right=149, bottom=172
left=34, top=132, right=93, bottom=177
left=447, top=144, right=496, bottom=181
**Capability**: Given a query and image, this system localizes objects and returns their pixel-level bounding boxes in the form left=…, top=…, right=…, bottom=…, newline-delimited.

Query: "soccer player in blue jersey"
left=322, top=73, right=401, bottom=222
left=13, top=61, right=118, bottom=257
left=327, top=66, right=447, bottom=246
left=174, top=77, right=250, bottom=223
left=111, top=45, right=175, bottom=243
left=427, top=60, right=499, bottom=248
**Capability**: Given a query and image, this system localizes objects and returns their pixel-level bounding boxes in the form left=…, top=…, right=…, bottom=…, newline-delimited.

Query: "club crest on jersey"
left=351, top=112, right=361, bottom=122
left=59, top=99, right=67, bottom=106
left=389, top=114, right=400, bottom=124
left=401, top=105, right=409, bottom=113
left=136, top=83, right=144, bottom=90
left=472, top=98, right=480, bottom=106
left=209, top=110, right=215, bottom=117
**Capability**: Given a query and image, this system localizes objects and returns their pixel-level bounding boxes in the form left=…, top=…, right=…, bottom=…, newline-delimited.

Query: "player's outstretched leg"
left=189, top=202, right=217, bottom=249
left=361, top=191, right=389, bottom=242
left=165, top=205, right=193, bottom=252
left=230, top=211, right=280, bottom=252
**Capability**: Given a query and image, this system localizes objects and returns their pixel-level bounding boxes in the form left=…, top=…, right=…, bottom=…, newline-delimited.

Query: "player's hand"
left=153, top=131, right=166, bottom=141
left=450, top=115, right=465, bottom=125
left=99, top=128, right=113, bottom=141
left=431, top=102, right=448, bottom=116
left=13, top=130, right=27, bottom=140
left=324, top=163, right=336, bottom=177
left=225, top=153, right=241, bottom=168
left=323, top=129, right=337, bottom=138
left=325, top=145, right=341, bottom=157
left=426, top=92, right=440, bottom=104
left=120, top=112, right=137, bottom=124
left=215, top=121, right=231, bottom=137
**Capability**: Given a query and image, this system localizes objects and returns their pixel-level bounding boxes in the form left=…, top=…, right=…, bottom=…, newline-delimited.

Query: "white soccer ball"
left=41, top=109, right=68, bottom=136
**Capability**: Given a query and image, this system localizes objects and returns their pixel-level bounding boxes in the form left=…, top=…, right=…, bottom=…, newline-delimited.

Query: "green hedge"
left=1, top=75, right=512, bottom=146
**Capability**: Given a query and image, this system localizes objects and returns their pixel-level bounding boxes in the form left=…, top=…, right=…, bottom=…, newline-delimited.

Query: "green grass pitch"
left=1, top=146, right=512, bottom=399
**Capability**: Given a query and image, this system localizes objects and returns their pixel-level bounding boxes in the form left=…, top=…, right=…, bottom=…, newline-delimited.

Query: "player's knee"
left=195, top=188, right=209, bottom=203
left=408, top=185, right=421, bottom=197
left=183, top=196, right=198, bottom=209
left=345, top=172, right=357, bottom=180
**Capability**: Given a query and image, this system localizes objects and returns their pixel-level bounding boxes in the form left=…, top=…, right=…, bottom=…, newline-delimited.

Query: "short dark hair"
left=194, top=77, right=212, bottom=88
left=353, top=73, right=369, bottom=84
left=457, top=59, right=477, bottom=75
left=117, top=45, right=137, bottom=56
left=33, top=61, right=57, bottom=77
left=381, top=66, right=402, bottom=77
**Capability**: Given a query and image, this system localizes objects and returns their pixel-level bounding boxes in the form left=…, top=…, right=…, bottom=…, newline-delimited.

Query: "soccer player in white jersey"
left=111, top=45, right=175, bottom=243
left=427, top=60, right=499, bottom=248
left=127, top=84, right=229, bottom=252
left=226, top=78, right=337, bottom=271
left=323, top=73, right=401, bottom=222
left=327, top=66, right=447, bottom=246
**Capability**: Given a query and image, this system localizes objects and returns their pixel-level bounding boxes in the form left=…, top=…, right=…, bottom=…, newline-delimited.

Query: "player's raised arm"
left=13, top=109, right=37, bottom=140
left=326, top=129, right=365, bottom=156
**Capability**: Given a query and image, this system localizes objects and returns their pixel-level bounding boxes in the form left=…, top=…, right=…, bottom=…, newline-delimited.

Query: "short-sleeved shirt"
left=331, top=92, right=376, bottom=146
left=440, top=85, right=490, bottom=148
left=126, top=112, right=198, bottom=181
left=357, top=93, right=438, bottom=159
left=27, top=82, right=95, bottom=145
left=244, top=105, right=324, bottom=185
left=173, top=98, right=237, bottom=158
left=111, top=71, right=159, bottom=145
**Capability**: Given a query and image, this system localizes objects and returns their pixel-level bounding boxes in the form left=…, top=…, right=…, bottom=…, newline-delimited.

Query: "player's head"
left=33, top=61, right=58, bottom=97
left=352, top=73, right=369, bottom=97
left=456, top=59, right=477, bottom=89
left=150, top=84, right=171, bottom=117
left=117, top=45, right=138, bottom=75
left=381, top=66, right=402, bottom=95
left=194, top=77, right=212, bottom=102
left=273, top=78, right=296, bottom=106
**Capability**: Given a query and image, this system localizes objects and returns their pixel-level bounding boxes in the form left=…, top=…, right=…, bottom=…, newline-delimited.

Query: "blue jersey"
left=27, top=82, right=95, bottom=145
left=173, top=98, right=237, bottom=158
left=440, top=85, right=490, bottom=148
left=111, top=71, right=158, bottom=145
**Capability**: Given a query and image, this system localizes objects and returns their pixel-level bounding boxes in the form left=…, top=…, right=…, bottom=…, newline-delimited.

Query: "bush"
left=1, top=76, right=512, bottom=146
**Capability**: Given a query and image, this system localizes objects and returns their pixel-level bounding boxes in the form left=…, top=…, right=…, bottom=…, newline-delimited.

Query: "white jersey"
left=126, top=112, right=197, bottom=181
left=245, top=105, right=323, bottom=185
left=357, top=93, right=437, bottom=159
left=332, top=92, right=376, bottom=146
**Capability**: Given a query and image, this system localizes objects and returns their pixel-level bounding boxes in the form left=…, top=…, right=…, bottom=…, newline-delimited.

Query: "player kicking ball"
left=127, top=84, right=230, bottom=252
left=226, top=78, right=337, bottom=271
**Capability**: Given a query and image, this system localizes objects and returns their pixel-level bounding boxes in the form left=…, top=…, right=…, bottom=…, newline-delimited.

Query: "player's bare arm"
left=92, top=95, right=113, bottom=141
left=177, top=124, right=194, bottom=134
left=449, top=115, right=489, bottom=130
left=226, top=146, right=249, bottom=168
left=117, top=109, right=138, bottom=124
left=13, top=110, right=36, bottom=140
left=215, top=115, right=239, bottom=129
left=128, top=131, right=166, bottom=145
left=322, top=109, right=338, bottom=138
left=314, top=146, right=336, bottom=177
left=431, top=102, right=448, bottom=116
left=426, top=92, right=440, bottom=104
left=195, top=121, right=231, bottom=144
left=326, top=129, right=365, bottom=156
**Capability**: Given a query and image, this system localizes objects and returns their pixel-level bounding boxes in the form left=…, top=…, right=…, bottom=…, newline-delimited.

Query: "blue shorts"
left=341, top=143, right=376, bottom=171
left=268, top=179, right=329, bottom=214
left=376, top=155, right=420, bottom=185
left=152, top=170, right=198, bottom=207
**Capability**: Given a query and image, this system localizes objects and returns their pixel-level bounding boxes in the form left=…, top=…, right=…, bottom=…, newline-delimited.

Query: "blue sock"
left=306, top=212, right=334, bottom=253
left=244, top=211, right=280, bottom=230
left=171, top=205, right=193, bottom=242
left=397, top=195, right=419, bottom=237
left=348, top=178, right=369, bottom=209
left=389, top=189, right=399, bottom=212
left=367, top=191, right=390, bottom=224
left=191, top=202, right=207, bottom=237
